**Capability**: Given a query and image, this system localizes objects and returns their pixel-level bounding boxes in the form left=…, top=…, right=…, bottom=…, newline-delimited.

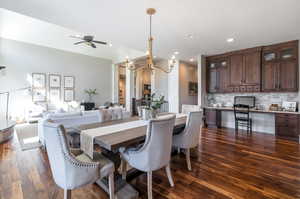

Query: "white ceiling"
left=1, top=0, right=300, bottom=61
left=0, top=8, right=144, bottom=63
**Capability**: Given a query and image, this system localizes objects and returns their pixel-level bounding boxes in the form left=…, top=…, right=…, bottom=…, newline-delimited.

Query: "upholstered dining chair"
left=173, top=111, right=202, bottom=171
left=43, top=122, right=115, bottom=199
left=119, top=115, right=176, bottom=199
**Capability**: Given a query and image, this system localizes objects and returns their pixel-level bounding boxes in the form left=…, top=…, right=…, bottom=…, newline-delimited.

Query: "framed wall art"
left=32, top=89, right=46, bottom=102
left=49, top=74, right=61, bottom=88
left=64, top=89, right=74, bottom=102
left=64, top=76, right=75, bottom=89
left=49, top=89, right=61, bottom=102
left=32, top=73, right=46, bottom=88
left=188, top=82, right=198, bottom=96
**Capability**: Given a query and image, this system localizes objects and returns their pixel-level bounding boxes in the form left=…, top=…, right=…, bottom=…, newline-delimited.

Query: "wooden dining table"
left=77, top=113, right=187, bottom=199
left=79, top=113, right=187, bottom=152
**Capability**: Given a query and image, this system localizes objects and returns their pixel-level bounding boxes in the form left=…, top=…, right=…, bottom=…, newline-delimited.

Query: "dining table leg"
left=96, top=149, right=139, bottom=199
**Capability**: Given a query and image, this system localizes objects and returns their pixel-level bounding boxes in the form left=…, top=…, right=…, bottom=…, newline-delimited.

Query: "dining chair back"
left=173, top=111, right=203, bottom=170
left=43, top=121, right=115, bottom=199
left=120, top=115, right=176, bottom=199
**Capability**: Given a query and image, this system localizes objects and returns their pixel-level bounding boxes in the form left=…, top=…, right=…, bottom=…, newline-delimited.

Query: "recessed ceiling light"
left=153, top=55, right=157, bottom=58
left=108, top=43, right=113, bottom=47
left=126, top=56, right=129, bottom=59
left=187, top=34, right=193, bottom=39
left=227, top=38, right=235, bottom=43
left=171, top=55, right=176, bottom=59
left=190, top=58, right=195, bottom=62
left=174, top=51, right=179, bottom=55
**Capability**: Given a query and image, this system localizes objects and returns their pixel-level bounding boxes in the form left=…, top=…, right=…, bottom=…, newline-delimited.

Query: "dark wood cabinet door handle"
left=274, top=70, right=277, bottom=89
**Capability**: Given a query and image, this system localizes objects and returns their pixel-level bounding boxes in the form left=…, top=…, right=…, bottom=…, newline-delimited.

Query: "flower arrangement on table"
left=142, top=93, right=167, bottom=119
left=84, top=88, right=98, bottom=102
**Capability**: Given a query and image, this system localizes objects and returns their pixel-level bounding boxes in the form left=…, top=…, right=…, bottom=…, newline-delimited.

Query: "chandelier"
left=125, top=8, right=176, bottom=73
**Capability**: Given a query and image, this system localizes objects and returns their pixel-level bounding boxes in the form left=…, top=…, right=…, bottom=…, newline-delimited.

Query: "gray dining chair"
left=173, top=111, right=202, bottom=171
left=119, top=115, right=176, bottom=199
left=43, top=122, right=115, bottom=199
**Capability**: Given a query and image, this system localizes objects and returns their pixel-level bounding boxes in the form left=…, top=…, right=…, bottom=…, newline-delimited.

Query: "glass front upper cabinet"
left=280, top=48, right=295, bottom=60
left=210, top=63, right=216, bottom=69
left=220, top=60, right=227, bottom=67
left=263, top=52, right=276, bottom=62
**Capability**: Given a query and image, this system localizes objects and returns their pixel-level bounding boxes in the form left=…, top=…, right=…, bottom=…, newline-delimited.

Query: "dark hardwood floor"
left=1, top=128, right=300, bottom=199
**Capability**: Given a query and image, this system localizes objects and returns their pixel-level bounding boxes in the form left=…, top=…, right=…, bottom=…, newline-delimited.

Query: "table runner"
left=81, top=113, right=187, bottom=158
left=81, top=120, right=148, bottom=158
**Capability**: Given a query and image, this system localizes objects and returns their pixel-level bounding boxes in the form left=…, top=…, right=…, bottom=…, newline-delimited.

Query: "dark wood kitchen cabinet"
left=228, top=47, right=262, bottom=92
left=229, top=54, right=244, bottom=86
left=262, top=40, right=298, bottom=92
left=275, top=113, right=299, bottom=141
left=243, top=50, right=261, bottom=85
left=203, top=108, right=221, bottom=128
left=207, top=67, right=217, bottom=93
left=207, top=56, right=229, bottom=93
left=206, top=40, right=298, bottom=94
left=206, top=47, right=262, bottom=93
left=261, top=62, right=279, bottom=91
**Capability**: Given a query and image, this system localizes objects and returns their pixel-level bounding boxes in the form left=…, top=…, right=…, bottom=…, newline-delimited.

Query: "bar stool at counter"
left=234, top=104, right=253, bottom=133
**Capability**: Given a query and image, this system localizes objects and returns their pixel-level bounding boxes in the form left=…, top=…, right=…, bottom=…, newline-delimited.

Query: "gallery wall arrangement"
left=32, top=73, right=75, bottom=103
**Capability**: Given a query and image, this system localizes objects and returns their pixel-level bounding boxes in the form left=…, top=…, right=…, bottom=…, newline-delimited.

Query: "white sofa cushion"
left=45, top=111, right=82, bottom=120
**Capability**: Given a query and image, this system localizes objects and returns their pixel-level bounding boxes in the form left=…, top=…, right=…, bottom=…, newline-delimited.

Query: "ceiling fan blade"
left=91, top=43, right=97, bottom=48
left=93, top=40, right=107, bottom=45
left=74, top=41, right=85, bottom=45
left=84, top=42, right=96, bottom=48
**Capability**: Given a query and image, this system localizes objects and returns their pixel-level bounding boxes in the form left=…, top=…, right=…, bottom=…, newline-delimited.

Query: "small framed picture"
left=49, top=74, right=61, bottom=88
left=188, top=82, right=198, bottom=96
left=32, top=89, right=46, bottom=102
left=49, top=89, right=61, bottom=102
left=32, top=73, right=46, bottom=88
left=64, top=89, right=74, bottom=102
left=64, top=76, right=75, bottom=89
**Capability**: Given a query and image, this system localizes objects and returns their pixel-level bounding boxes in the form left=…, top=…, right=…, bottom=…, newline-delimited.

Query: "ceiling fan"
left=70, top=35, right=107, bottom=48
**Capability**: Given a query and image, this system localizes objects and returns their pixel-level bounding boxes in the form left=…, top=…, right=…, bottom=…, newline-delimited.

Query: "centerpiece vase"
left=150, top=109, right=158, bottom=119
left=142, top=109, right=151, bottom=120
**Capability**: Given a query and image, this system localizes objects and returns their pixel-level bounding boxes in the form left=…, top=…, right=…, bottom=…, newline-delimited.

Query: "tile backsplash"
left=207, top=92, right=299, bottom=110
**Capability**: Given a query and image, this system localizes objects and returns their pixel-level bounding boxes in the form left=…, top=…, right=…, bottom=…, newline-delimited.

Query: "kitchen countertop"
left=204, top=106, right=300, bottom=115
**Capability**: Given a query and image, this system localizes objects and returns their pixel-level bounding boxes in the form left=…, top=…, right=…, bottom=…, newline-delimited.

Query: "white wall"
left=125, top=68, right=134, bottom=112
left=0, top=38, right=113, bottom=118
left=152, top=59, right=169, bottom=99
left=168, top=60, right=180, bottom=113
left=197, top=55, right=207, bottom=107
left=179, top=61, right=198, bottom=112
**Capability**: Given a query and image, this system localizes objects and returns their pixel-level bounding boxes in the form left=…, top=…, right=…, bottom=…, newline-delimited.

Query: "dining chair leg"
left=121, top=158, right=127, bottom=180
left=165, top=164, right=174, bottom=187
left=147, top=171, right=153, bottom=199
left=64, top=189, right=71, bottom=199
left=186, top=148, right=192, bottom=171
left=108, top=172, right=115, bottom=199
